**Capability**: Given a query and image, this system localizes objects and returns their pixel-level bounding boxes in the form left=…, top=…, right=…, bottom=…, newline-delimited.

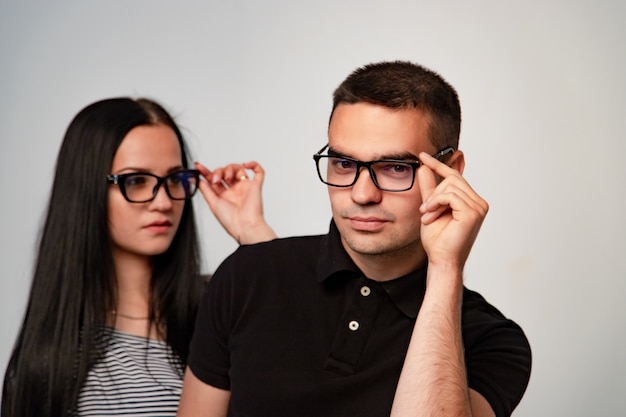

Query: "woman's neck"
left=111, top=250, right=160, bottom=339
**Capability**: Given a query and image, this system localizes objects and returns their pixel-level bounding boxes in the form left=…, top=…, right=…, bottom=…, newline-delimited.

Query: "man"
left=178, top=61, right=531, bottom=417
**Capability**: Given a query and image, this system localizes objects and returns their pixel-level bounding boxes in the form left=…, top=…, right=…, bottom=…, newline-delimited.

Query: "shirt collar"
left=316, top=220, right=427, bottom=319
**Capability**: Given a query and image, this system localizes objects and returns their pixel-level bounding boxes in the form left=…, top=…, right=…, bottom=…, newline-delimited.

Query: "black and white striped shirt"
left=76, top=328, right=183, bottom=416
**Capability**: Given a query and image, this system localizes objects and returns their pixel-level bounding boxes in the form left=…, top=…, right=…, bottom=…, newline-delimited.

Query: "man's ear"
left=447, top=149, right=465, bottom=175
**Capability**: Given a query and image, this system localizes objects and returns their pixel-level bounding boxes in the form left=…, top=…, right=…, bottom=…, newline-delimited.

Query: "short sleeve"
left=187, top=254, right=236, bottom=390
left=462, top=290, right=532, bottom=417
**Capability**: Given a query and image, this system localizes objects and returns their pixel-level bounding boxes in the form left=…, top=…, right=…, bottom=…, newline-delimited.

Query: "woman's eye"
left=124, top=175, right=147, bottom=187
left=168, top=172, right=190, bottom=186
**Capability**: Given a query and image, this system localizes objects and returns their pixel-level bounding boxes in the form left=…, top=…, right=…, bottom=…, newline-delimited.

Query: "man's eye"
left=331, top=158, right=357, bottom=170
left=390, top=164, right=410, bottom=173
left=380, top=163, right=413, bottom=176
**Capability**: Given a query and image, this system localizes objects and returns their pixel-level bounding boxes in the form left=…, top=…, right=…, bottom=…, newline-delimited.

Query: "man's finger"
left=417, top=162, right=437, bottom=206
left=419, top=151, right=460, bottom=179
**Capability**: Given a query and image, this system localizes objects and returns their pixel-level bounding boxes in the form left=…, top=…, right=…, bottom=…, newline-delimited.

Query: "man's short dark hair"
left=331, top=61, right=461, bottom=150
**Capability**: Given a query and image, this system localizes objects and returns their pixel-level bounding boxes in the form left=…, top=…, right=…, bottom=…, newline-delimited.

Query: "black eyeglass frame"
left=106, top=169, right=200, bottom=203
left=313, top=145, right=455, bottom=192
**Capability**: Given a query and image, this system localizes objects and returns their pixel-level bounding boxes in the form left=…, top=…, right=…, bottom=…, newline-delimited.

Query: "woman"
left=1, top=97, right=275, bottom=417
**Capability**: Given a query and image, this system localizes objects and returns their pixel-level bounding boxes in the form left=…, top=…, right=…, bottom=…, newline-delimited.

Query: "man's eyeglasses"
left=107, top=169, right=200, bottom=203
left=313, top=145, right=454, bottom=192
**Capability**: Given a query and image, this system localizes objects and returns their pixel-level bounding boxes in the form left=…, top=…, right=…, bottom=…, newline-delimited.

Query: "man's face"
left=327, top=102, right=437, bottom=267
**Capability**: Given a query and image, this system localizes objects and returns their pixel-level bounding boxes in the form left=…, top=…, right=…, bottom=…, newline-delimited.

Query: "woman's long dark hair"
left=1, top=98, right=202, bottom=417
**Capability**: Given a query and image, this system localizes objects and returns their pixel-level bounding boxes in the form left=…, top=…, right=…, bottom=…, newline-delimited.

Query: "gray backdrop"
left=1, top=2, right=624, bottom=416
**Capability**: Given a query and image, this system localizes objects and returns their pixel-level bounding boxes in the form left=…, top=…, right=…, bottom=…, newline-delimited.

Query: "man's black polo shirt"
left=189, top=222, right=531, bottom=417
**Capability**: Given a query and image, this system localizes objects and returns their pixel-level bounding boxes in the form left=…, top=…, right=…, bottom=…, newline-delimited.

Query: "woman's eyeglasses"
left=107, top=169, right=200, bottom=203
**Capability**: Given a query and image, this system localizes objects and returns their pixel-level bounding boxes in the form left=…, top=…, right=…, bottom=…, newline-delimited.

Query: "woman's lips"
left=144, top=220, right=172, bottom=234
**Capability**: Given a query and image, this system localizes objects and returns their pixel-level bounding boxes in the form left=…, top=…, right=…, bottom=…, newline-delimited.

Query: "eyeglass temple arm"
left=315, top=144, right=329, bottom=155
left=433, top=147, right=455, bottom=161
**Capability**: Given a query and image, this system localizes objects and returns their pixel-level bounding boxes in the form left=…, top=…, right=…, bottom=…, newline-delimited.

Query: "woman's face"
left=107, top=123, right=187, bottom=261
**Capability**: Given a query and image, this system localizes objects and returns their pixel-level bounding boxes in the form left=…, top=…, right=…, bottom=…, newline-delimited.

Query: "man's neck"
left=343, top=241, right=428, bottom=282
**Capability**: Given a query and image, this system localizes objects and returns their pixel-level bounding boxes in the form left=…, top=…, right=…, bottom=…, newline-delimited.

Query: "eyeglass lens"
left=317, top=157, right=415, bottom=191
left=122, top=171, right=198, bottom=202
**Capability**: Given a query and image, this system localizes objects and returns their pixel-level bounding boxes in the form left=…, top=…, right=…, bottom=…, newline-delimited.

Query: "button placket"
left=324, top=277, right=381, bottom=375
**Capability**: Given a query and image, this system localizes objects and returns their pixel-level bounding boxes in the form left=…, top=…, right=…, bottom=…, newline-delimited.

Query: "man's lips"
left=348, top=216, right=388, bottom=232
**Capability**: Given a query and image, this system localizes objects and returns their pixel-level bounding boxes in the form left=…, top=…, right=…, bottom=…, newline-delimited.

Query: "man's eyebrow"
left=328, top=146, right=419, bottom=162
left=378, top=151, right=419, bottom=161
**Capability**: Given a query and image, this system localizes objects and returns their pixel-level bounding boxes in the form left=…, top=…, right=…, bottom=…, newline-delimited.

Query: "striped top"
left=76, top=328, right=183, bottom=416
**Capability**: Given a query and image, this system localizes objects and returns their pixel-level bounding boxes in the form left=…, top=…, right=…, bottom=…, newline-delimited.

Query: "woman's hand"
left=196, top=161, right=276, bottom=245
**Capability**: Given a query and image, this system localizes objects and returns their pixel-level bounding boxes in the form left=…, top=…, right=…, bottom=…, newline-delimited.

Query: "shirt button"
left=348, top=320, right=360, bottom=331
left=360, top=286, right=371, bottom=296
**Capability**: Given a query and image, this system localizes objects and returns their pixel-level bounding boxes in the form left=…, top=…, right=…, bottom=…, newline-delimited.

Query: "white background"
left=1, top=2, right=624, bottom=416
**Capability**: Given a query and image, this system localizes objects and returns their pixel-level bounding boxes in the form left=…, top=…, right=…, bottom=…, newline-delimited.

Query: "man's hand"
left=417, top=150, right=489, bottom=271
left=391, top=150, right=495, bottom=417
